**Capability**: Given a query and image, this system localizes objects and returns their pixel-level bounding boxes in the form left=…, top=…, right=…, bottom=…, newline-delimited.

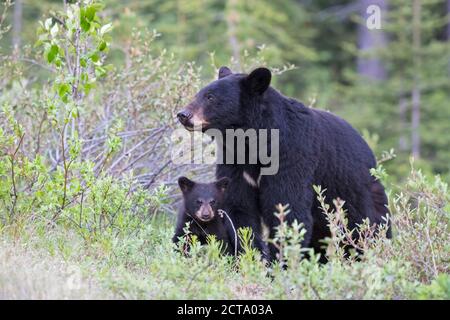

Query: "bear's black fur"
left=215, top=163, right=268, bottom=258
left=177, top=66, right=391, bottom=261
left=173, top=176, right=239, bottom=256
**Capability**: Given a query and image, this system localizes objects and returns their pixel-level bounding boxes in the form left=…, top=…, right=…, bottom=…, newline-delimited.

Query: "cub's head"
left=176, top=66, right=272, bottom=131
left=178, top=176, right=230, bottom=223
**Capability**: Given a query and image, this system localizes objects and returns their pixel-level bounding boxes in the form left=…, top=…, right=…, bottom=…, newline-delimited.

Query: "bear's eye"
left=209, top=200, right=216, bottom=205
left=196, top=199, right=203, bottom=205
left=206, top=94, right=214, bottom=101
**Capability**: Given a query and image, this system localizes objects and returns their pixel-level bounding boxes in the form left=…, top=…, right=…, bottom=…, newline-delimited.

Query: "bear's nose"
left=177, top=110, right=192, bottom=124
left=201, top=213, right=211, bottom=220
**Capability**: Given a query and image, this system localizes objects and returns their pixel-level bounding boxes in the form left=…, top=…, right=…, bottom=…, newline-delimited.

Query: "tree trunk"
left=357, top=0, right=387, bottom=80
left=398, top=92, right=409, bottom=152
left=448, top=0, right=450, bottom=40
left=12, top=0, right=22, bottom=53
left=447, top=0, right=450, bottom=75
left=411, top=0, right=422, bottom=159
left=225, top=0, right=241, bottom=69
left=176, top=0, right=186, bottom=49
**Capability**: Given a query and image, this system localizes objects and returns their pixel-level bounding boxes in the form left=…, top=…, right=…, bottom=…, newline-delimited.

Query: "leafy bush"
left=0, top=1, right=190, bottom=244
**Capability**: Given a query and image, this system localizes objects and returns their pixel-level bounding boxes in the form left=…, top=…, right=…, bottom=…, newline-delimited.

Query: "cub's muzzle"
left=195, top=204, right=215, bottom=222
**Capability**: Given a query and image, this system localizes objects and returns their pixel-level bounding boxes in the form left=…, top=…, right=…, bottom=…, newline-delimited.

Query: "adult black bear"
left=177, top=66, right=391, bottom=261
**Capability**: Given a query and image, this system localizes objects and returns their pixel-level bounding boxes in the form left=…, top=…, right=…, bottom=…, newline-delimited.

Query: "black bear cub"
left=172, top=176, right=238, bottom=256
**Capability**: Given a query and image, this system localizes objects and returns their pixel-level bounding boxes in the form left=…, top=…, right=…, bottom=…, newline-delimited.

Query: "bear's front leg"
left=259, top=176, right=315, bottom=262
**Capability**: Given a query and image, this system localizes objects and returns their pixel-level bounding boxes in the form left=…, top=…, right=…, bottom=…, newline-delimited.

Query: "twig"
left=9, top=133, right=25, bottom=220
left=218, top=209, right=238, bottom=258
left=108, top=132, right=158, bottom=172
left=117, top=134, right=165, bottom=175
left=144, top=160, right=171, bottom=189
left=19, top=58, right=56, bottom=73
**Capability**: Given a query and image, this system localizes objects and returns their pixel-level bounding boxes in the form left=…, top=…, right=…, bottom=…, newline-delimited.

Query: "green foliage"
left=2, top=0, right=450, bottom=179
left=416, top=274, right=450, bottom=299
left=0, top=1, right=12, bottom=44
left=339, top=0, right=450, bottom=181
left=36, top=1, right=113, bottom=104
left=0, top=1, right=162, bottom=246
left=268, top=204, right=309, bottom=267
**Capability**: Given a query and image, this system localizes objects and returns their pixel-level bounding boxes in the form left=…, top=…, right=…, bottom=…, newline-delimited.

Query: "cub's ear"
left=244, top=67, right=271, bottom=94
left=178, top=176, right=195, bottom=194
left=218, top=66, right=232, bottom=79
left=215, top=177, right=230, bottom=193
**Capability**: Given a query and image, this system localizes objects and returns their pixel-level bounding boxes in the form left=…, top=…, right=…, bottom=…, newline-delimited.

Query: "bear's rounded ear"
left=244, top=67, right=271, bottom=94
left=218, top=66, right=232, bottom=79
left=178, top=176, right=195, bottom=194
left=215, top=177, right=230, bottom=193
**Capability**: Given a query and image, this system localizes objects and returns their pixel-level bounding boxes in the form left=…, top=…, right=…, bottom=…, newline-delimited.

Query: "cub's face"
left=176, top=66, right=271, bottom=132
left=178, top=176, right=229, bottom=223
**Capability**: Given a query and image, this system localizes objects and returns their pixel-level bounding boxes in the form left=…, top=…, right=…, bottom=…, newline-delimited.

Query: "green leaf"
left=47, top=44, right=59, bottom=63
left=34, top=40, right=43, bottom=48
left=95, top=66, right=106, bottom=78
left=58, top=83, right=70, bottom=98
left=44, top=18, right=53, bottom=30
left=90, top=53, right=100, bottom=63
left=83, top=82, right=95, bottom=95
left=85, top=6, right=96, bottom=21
left=70, top=108, right=79, bottom=120
left=103, top=35, right=112, bottom=43
left=50, top=23, right=59, bottom=37
left=100, top=23, right=113, bottom=35
left=36, top=25, right=46, bottom=36
left=61, top=91, right=70, bottom=103
left=58, top=46, right=65, bottom=57
left=91, top=3, right=105, bottom=11
left=98, top=40, right=107, bottom=51
left=67, top=7, right=74, bottom=20
left=104, top=64, right=114, bottom=72
left=80, top=18, right=90, bottom=32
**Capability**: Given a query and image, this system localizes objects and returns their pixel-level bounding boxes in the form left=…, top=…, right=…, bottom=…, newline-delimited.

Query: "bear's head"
left=176, top=66, right=272, bottom=131
left=178, top=176, right=230, bottom=223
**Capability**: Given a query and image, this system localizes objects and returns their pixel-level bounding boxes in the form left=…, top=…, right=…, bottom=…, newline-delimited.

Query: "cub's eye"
left=196, top=199, right=203, bottom=205
left=206, top=94, right=214, bottom=101
left=209, top=200, right=216, bottom=205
